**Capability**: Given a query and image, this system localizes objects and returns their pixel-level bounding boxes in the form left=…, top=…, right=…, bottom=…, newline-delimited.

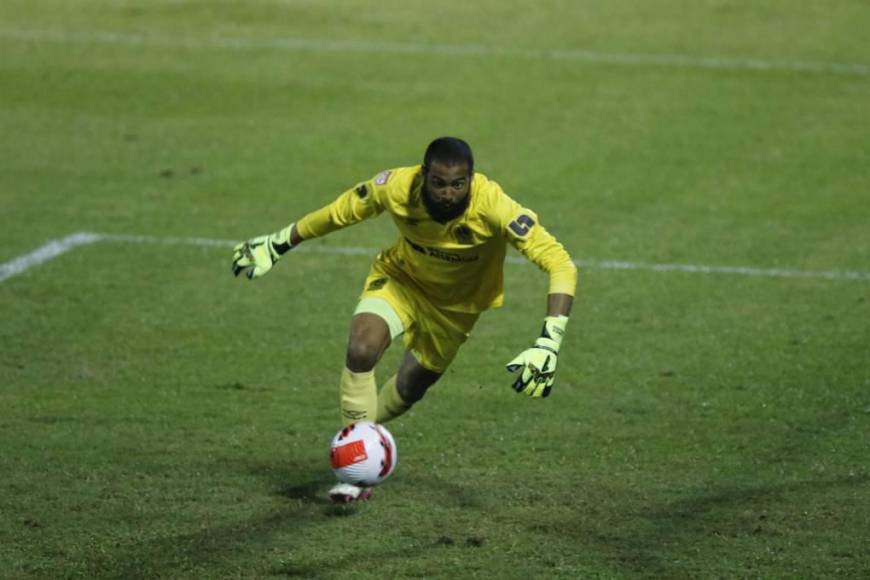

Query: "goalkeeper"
left=232, top=137, right=577, bottom=501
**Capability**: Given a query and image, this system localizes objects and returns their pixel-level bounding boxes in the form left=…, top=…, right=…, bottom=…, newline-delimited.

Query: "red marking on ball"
left=330, top=440, right=368, bottom=469
left=372, top=424, right=394, bottom=477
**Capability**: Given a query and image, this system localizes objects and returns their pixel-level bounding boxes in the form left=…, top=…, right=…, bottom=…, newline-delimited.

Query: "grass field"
left=2, top=1, right=869, bottom=578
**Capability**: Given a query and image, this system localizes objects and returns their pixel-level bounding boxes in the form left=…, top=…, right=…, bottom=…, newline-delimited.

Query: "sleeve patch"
left=508, top=214, right=536, bottom=237
left=375, top=170, right=392, bottom=185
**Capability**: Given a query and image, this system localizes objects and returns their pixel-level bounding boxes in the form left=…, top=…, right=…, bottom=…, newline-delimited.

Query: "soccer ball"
left=330, top=421, right=397, bottom=487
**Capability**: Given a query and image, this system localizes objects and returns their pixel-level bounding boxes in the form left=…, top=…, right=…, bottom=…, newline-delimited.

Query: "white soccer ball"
left=330, top=421, right=397, bottom=487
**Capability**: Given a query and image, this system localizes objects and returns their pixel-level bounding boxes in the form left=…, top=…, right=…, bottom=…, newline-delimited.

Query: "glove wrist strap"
left=536, top=315, right=568, bottom=352
left=269, top=223, right=296, bottom=259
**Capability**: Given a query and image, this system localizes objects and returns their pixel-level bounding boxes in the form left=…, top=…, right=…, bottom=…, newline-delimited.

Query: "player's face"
left=422, top=161, right=472, bottom=222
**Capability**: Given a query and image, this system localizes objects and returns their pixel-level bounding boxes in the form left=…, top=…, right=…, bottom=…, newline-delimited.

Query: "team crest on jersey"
left=375, top=170, right=392, bottom=185
left=367, top=277, right=388, bottom=291
left=453, top=224, right=473, bottom=244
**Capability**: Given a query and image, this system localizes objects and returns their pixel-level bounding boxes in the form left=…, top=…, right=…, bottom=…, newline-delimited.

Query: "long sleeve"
left=295, top=180, right=385, bottom=240
left=489, top=189, right=578, bottom=296
left=512, top=218, right=578, bottom=296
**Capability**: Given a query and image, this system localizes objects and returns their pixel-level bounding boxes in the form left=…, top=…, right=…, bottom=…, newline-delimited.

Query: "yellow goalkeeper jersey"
left=296, top=165, right=577, bottom=313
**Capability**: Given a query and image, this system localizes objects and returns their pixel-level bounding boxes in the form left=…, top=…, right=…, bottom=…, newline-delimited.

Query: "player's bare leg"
left=376, top=350, right=442, bottom=423
left=345, top=313, right=391, bottom=372
left=396, top=350, right=442, bottom=404
left=340, top=313, right=391, bottom=424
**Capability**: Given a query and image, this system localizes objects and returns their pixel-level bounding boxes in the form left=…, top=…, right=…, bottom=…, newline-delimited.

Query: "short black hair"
left=422, top=137, right=474, bottom=173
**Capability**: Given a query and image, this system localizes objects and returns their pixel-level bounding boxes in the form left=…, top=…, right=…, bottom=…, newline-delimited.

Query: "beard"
left=422, top=187, right=471, bottom=223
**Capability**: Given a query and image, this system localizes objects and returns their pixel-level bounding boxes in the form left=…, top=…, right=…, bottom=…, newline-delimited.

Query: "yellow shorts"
left=356, top=260, right=479, bottom=374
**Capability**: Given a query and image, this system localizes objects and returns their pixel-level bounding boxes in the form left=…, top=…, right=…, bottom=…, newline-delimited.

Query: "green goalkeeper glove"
left=231, top=223, right=296, bottom=280
left=506, top=315, right=568, bottom=398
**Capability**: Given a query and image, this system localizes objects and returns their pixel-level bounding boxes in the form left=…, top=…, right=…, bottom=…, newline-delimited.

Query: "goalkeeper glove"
left=506, top=315, right=568, bottom=398
left=231, top=223, right=296, bottom=280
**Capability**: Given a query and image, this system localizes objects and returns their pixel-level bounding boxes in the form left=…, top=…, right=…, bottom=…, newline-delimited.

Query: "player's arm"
left=548, top=292, right=574, bottom=317
left=501, top=203, right=578, bottom=398
left=231, top=177, right=386, bottom=280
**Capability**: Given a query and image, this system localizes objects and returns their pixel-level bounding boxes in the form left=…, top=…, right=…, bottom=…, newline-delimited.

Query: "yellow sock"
left=339, top=367, right=377, bottom=426
left=376, top=375, right=411, bottom=423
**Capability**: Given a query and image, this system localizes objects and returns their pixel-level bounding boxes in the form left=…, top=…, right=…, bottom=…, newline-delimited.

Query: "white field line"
left=2, top=28, right=870, bottom=77
left=1, top=232, right=868, bottom=284
left=0, top=232, right=102, bottom=283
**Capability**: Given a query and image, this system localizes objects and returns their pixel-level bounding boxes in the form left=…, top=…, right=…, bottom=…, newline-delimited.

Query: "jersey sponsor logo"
left=355, top=184, right=369, bottom=198
left=508, top=214, right=535, bottom=237
left=426, top=247, right=478, bottom=263
left=375, top=170, right=392, bottom=185
left=405, top=237, right=426, bottom=254
left=404, top=237, right=479, bottom=263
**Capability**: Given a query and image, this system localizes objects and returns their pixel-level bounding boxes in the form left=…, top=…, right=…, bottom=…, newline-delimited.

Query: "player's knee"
left=346, top=314, right=390, bottom=372
left=345, top=340, right=383, bottom=372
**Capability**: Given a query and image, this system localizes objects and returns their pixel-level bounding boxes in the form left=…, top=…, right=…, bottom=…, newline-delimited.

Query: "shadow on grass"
left=73, top=457, right=360, bottom=579
left=546, top=403, right=870, bottom=578
left=276, top=479, right=332, bottom=504
left=275, top=478, right=365, bottom=520
left=556, top=402, right=870, bottom=576
left=77, top=509, right=305, bottom=579
left=397, top=470, right=491, bottom=511
left=605, top=475, right=868, bottom=576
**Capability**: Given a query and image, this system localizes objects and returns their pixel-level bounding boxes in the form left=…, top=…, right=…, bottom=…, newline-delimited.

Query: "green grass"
left=1, top=1, right=869, bottom=578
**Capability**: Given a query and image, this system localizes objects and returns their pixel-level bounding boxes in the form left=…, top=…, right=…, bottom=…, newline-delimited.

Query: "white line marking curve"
left=1, top=232, right=867, bottom=284
left=2, top=29, right=869, bottom=77
left=0, top=232, right=102, bottom=283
